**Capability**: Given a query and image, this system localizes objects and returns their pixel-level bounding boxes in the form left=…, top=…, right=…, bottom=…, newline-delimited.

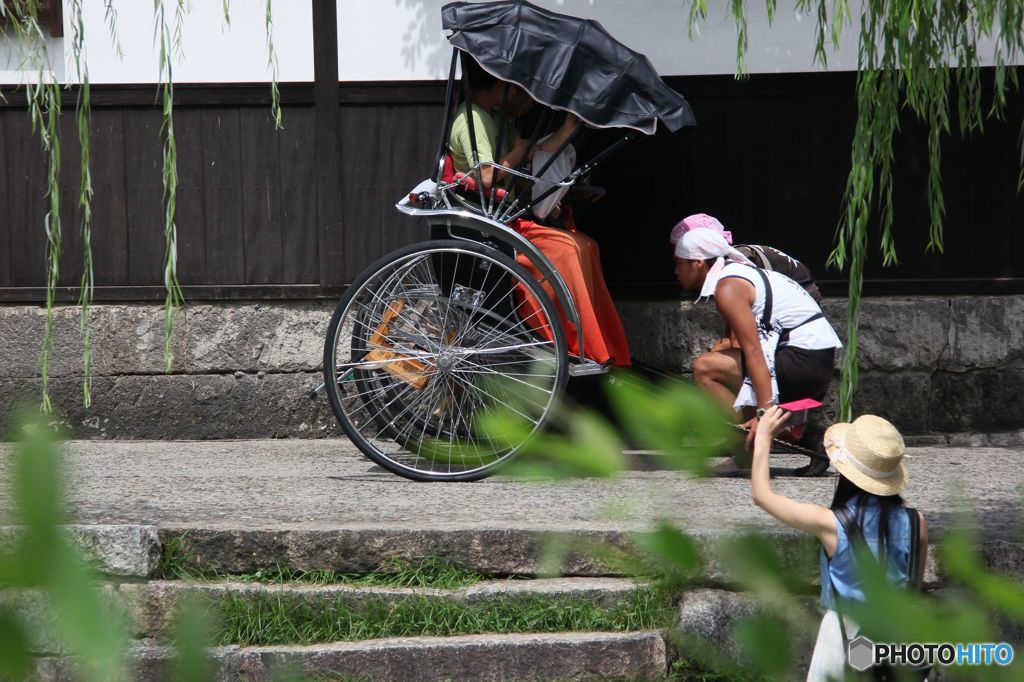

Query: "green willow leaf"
left=102, top=0, right=124, bottom=60
left=153, top=0, right=188, bottom=372
left=264, top=0, right=283, bottom=128
left=170, top=595, right=217, bottom=682
left=686, top=0, right=709, bottom=40
left=70, top=0, right=95, bottom=408
left=820, top=0, right=1024, bottom=419
left=733, top=613, right=791, bottom=678
left=6, top=1, right=63, bottom=413
left=636, top=521, right=702, bottom=580
left=730, top=0, right=749, bottom=77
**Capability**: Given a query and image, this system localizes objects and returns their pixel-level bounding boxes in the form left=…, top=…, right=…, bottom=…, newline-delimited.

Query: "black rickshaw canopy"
left=441, top=0, right=696, bottom=135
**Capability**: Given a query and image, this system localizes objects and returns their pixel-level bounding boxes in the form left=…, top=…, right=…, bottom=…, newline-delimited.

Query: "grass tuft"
left=157, top=540, right=486, bottom=590
left=214, top=588, right=674, bottom=647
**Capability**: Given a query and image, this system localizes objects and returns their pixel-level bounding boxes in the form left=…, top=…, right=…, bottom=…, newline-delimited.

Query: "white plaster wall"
left=339, top=0, right=858, bottom=80
left=338, top=0, right=1012, bottom=80
left=0, top=1, right=1013, bottom=84
left=0, top=0, right=314, bottom=84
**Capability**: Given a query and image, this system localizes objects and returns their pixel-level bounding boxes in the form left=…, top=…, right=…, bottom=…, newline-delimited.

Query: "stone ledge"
left=0, top=525, right=160, bottom=578
left=675, top=588, right=819, bottom=678
left=0, top=374, right=338, bottom=440
left=944, top=297, right=1024, bottom=371
left=618, top=296, right=980, bottom=374
left=0, top=302, right=333, bottom=378
left=4, top=296, right=1024, bottom=437
left=34, top=631, right=668, bottom=682
left=930, top=369, right=1024, bottom=432
left=5, top=368, right=1018, bottom=439
left=158, top=527, right=976, bottom=587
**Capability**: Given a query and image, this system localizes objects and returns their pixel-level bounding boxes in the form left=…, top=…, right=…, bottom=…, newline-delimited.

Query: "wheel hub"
left=436, top=353, right=456, bottom=372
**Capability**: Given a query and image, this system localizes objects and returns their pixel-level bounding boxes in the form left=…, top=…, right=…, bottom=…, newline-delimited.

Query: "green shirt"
left=449, top=103, right=519, bottom=173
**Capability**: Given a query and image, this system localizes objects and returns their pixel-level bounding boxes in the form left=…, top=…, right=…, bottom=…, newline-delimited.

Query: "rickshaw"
left=319, top=0, right=696, bottom=481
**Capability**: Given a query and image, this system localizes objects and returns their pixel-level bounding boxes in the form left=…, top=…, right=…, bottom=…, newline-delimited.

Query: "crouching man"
left=673, top=228, right=842, bottom=476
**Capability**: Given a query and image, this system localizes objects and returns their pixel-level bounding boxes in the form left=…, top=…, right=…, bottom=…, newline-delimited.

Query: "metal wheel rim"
left=327, top=245, right=564, bottom=478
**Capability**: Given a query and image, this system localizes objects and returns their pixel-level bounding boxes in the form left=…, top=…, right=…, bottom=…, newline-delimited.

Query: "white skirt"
left=806, top=609, right=853, bottom=682
left=806, top=610, right=931, bottom=682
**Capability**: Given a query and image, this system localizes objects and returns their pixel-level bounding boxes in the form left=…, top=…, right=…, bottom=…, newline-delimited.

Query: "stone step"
left=119, top=577, right=648, bottom=639
left=0, top=524, right=161, bottom=578
left=5, top=521, right=1021, bottom=589
left=158, top=525, right=827, bottom=581
left=34, top=630, right=668, bottom=682
left=162, top=525, right=988, bottom=587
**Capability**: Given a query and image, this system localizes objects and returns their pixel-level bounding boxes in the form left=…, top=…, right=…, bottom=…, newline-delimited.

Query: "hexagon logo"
left=848, top=635, right=876, bottom=671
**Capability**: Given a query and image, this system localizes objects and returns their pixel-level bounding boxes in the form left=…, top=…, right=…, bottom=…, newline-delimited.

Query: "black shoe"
left=794, top=434, right=831, bottom=477
left=793, top=456, right=830, bottom=477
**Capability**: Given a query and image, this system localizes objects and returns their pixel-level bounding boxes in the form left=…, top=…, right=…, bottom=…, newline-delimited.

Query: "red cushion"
left=442, top=154, right=507, bottom=202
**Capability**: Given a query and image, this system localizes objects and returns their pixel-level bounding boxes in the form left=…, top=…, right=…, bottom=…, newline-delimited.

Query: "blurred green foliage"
left=0, top=411, right=127, bottom=682
left=482, top=370, right=1024, bottom=681
left=2, top=374, right=1023, bottom=681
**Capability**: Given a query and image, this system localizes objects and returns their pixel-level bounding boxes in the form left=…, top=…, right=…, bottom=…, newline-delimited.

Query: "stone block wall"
left=1, top=296, right=1022, bottom=439
left=0, top=303, right=338, bottom=439
left=619, top=295, right=1024, bottom=438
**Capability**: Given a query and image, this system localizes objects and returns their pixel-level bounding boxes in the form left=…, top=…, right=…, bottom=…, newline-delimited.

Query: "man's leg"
left=692, top=349, right=744, bottom=414
left=775, top=347, right=836, bottom=477
left=693, top=349, right=752, bottom=473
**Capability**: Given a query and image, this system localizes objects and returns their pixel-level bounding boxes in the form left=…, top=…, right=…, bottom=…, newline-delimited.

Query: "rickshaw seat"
left=441, top=153, right=508, bottom=202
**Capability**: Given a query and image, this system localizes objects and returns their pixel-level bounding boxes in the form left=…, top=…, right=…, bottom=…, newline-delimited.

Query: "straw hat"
left=824, top=415, right=908, bottom=496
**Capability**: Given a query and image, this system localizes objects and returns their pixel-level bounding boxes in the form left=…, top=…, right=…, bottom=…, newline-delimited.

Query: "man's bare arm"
left=716, top=277, right=774, bottom=447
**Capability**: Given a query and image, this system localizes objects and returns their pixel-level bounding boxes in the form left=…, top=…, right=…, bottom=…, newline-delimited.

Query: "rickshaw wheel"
left=323, top=239, right=568, bottom=481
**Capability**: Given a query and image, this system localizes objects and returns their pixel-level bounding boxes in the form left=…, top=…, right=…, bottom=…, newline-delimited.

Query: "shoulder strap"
left=748, top=244, right=773, bottom=271
left=777, top=311, right=825, bottom=348
left=748, top=264, right=773, bottom=331
left=827, top=510, right=853, bottom=650
left=906, top=507, right=922, bottom=590
left=834, top=506, right=862, bottom=545
left=830, top=506, right=861, bottom=651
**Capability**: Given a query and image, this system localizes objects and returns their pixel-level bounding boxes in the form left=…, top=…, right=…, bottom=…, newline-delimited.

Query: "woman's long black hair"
left=831, top=474, right=905, bottom=564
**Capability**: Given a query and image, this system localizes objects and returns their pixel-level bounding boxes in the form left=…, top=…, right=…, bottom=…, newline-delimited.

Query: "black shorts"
left=775, top=346, right=835, bottom=403
left=740, top=345, right=835, bottom=402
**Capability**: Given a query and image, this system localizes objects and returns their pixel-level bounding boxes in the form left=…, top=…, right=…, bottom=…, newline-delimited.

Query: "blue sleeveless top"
left=819, top=495, right=913, bottom=610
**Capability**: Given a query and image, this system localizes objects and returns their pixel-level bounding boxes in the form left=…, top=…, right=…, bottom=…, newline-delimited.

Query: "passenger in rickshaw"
left=448, top=59, right=631, bottom=368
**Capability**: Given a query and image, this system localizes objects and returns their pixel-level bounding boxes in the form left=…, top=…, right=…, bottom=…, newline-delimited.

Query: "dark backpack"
left=735, top=244, right=822, bottom=303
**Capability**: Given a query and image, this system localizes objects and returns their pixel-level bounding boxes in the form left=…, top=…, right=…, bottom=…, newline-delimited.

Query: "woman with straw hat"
left=750, top=406, right=929, bottom=681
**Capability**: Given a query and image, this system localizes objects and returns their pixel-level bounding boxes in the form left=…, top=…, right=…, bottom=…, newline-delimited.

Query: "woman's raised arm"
left=751, top=406, right=838, bottom=556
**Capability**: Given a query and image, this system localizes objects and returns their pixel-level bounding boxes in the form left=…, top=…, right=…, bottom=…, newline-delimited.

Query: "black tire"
left=323, top=239, right=568, bottom=481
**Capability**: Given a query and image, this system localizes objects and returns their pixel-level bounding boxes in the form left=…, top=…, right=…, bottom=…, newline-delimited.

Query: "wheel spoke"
left=324, top=243, right=567, bottom=480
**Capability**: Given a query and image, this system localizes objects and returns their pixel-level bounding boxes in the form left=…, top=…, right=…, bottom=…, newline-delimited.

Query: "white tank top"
left=717, top=262, right=842, bottom=351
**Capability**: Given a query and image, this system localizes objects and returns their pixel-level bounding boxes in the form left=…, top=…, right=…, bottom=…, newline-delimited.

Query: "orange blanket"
left=512, top=218, right=631, bottom=367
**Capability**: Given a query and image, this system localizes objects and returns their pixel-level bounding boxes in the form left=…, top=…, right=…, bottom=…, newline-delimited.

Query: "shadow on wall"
left=0, top=35, right=67, bottom=83
left=396, top=0, right=452, bottom=77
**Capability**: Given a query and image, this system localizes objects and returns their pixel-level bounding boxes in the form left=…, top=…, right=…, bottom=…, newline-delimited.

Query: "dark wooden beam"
left=0, top=83, right=315, bottom=109
left=0, top=285, right=346, bottom=303
left=312, top=0, right=345, bottom=285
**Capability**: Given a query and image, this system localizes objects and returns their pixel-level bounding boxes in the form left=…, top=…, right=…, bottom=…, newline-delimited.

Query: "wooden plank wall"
left=580, top=73, right=1024, bottom=293
left=0, top=73, right=1021, bottom=301
left=0, top=102, right=323, bottom=293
